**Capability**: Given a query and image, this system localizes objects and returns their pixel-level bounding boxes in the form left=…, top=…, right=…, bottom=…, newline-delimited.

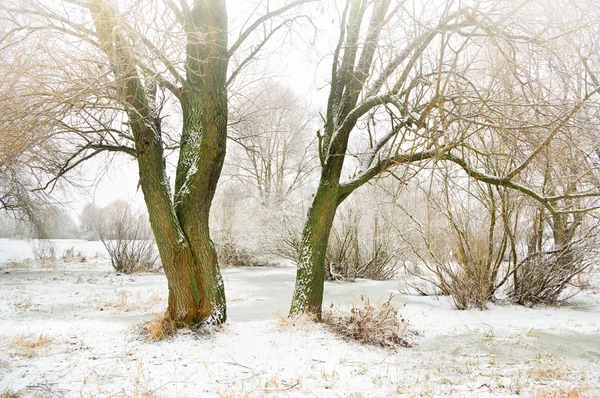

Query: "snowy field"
left=0, top=239, right=599, bottom=397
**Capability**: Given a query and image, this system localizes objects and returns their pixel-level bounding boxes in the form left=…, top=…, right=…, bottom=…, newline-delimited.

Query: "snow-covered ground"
left=0, top=240, right=599, bottom=397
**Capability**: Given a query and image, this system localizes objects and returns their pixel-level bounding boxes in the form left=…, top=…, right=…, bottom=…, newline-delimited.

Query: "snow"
left=0, top=239, right=599, bottom=397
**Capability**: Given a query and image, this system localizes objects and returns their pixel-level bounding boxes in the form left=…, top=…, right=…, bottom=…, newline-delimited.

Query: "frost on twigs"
left=322, top=295, right=418, bottom=350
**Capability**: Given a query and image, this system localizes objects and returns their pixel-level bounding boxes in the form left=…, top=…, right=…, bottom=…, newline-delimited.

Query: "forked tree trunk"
left=90, top=0, right=228, bottom=325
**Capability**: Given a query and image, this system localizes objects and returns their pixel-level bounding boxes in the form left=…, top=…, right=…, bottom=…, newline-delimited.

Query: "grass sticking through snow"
left=145, top=312, right=176, bottom=342
left=8, top=333, right=52, bottom=358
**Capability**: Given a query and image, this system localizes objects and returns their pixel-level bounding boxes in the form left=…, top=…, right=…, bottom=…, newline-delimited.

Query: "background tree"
left=229, top=82, right=318, bottom=204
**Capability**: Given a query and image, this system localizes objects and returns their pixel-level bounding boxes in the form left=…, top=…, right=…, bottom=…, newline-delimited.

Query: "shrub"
left=322, top=295, right=417, bottom=349
left=94, top=201, right=160, bottom=274
left=215, top=237, right=273, bottom=268
left=510, top=244, right=594, bottom=306
left=31, top=239, right=56, bottom=261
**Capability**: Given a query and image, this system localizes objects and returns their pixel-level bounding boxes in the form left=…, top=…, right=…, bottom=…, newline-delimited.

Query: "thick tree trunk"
left=289, top=176, right=340, bottom=319
left=90, top=0, right=228, bottom=325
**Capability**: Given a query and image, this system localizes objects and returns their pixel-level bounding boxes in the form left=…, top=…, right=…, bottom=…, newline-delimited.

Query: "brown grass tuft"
left=1, top=261, right=28, bottom=270
left=1, top=389, right=21, bottom=398
left=528, top=362, right=567, bottom=380
left=9, top=333, right=52, bottom=358
left=532, top=386, right=586, bottom=398
left=322, top=295, right=418, bottom=349
left=145, top=312, right=176, bottom=342
left=274, top=309, right=315, bottom=331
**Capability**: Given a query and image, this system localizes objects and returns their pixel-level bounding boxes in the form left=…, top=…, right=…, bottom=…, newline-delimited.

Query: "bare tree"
left=228, top=82, right=318, bottom=204
left=289, top=0, right=600, bottom=318
left=0, top=0, right=314, bottom=325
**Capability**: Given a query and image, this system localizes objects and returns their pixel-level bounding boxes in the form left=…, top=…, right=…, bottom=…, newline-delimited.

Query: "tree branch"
left=228, top=0, right=316, bottom=57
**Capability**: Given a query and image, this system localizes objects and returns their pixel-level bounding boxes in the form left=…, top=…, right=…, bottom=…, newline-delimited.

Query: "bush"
left=510, top=244, right=594, bottom=306
left=215, top=237, right=273, bottom=267
left=31, top=239, right=56, bottom=261
left=94, top=201, right=160, bottom=274
left=322, top=295, right=417, bottom=349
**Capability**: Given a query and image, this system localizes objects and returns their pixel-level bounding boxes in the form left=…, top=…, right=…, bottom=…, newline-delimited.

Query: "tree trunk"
left=90, top=0, right=228, bottom=325
left=289, top=174, right=340, bottom=319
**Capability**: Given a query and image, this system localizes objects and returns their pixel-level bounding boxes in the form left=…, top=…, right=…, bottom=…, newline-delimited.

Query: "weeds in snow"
left=12, top=296, right=32, bottom=311
left=8, top=333, right=52, bottom=358
left=1, top=261, right=27, bottom=270
left=532, top=386, right=587, bottom=398
left=144, top=312, right=176, bottom=342
left=528, top=362, right=567, bottom=380
left=98, top=290, right=163, bottom=313
left=61, top=247, right=86, bottom=263
left=274, top=309, right=315, bottom=331
left=322, top=295, right=418, bottom=349
left=1, top=389, right=20, bottom=398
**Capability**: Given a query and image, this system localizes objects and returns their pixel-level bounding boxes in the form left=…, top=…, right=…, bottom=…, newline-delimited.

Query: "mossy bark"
left=90, top=0, right=228, bottom=325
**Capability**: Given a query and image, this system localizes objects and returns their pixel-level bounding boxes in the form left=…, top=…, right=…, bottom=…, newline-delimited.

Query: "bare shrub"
left=31, top=239, right=56, bottom=261
left=94, top=201, right=160, bottom=274
left=267, top=207, right=304, bottom=261
left=510, top=244, right=595, bottom=306
left=396, top=185, right=513, bottom=309
left=322, top=296, right=417, bottom=349
left=215, top=236, right=273, bottom=268
left=326, top=205, right=402, bottom=281
left=508, top=202, right=600, bottom=306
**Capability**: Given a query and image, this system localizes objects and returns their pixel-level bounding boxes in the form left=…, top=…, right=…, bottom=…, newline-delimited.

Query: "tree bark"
left=289, top=172, right=340, bottom=318
left=90, top=0, right=228, bottom=325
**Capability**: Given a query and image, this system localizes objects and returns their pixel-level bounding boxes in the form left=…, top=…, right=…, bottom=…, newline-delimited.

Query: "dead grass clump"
left=61, top=247, right=86, bottom=263
left=528, top=362, right=567, bottom=380
left=1, top=390, right=21, bottom=398
left=2, top=261, right=27, bottom=270
left=322, top=295, right=418, bottom=349
left=145, top=312, right=176, bottom=342
left=274, top=309, right=315, bottom=331
left=103, top=291, right=161, bottom=313
left=9, top=333, right=52, bottom=358
left=13, top=297, right=32, bottom=311
left=532, top=386, right=586, bottom=398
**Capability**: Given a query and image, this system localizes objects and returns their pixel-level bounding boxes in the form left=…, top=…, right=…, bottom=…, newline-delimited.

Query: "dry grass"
left=1, top=261, right=28, bottom=270
left=322, top=295, right=418, bottom=349
left=145, top=312, right=176, bottom=342
left=61, top=247, right=86, bottom=263
left=100, top=291, right=163, bottom=313
left=8, top=333, right=52, bottom=358
left=1, top=390, right=20, bottom=398
left=273, top=309, right=314, bottom=331
left=528, top=362, right=567, bottom=380
left=12, top=295, right=32, bottom=311
left=532, top=386, right=587, bottom=398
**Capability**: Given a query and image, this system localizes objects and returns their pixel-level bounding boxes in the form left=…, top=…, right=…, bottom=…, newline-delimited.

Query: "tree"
left=229, top=82, right=318, bottom=204
left=289, top=0, right=600, bottom=318
left=1, top=0, right=313, bottom=325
